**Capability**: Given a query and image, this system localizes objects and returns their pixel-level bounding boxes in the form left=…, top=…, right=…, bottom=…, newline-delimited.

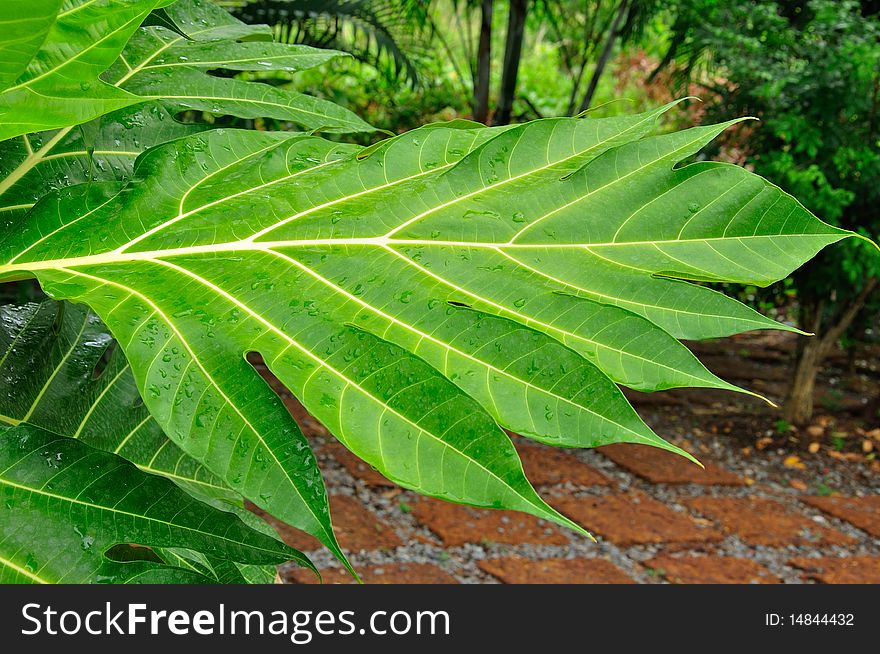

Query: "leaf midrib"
left=22, top=240, right=721, bottom=388
left=2, top=233, right=835, bottom=273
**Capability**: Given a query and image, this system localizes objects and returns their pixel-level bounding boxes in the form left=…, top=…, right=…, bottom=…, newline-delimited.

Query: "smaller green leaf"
left=0, top=0, right=373, bottom=224
left=0, top=0, right=174, bottom=141
left=0, top=424, right=312, bottom=583
left=106, top=25, right=372, bottom=134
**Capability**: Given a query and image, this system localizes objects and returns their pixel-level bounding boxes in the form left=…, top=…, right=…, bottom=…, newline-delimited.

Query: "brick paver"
left=286, top=563, right=458, bottom=585
left=478, top=556, right=633, bottom=584
left=643, top=555, right=779, bottom=584
left=685, top=497, right=856, bottom=547
left=410, top=499, right=567, bottom=547
left=516, top=444, right=612, bottom=487
left=257, top=494, right=401, bottom=553
left=789, top=556, right=880, bottom=584
left=599, top=443, right=744, bottom=485
left=552, top=492, right=722, bottom=546
left=801, top=496, right=880, bottom=538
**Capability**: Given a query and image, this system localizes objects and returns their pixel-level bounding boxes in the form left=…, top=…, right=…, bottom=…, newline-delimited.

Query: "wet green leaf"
left=0, top=296, right=347, bottom=574
left=0, top=105, right=854, bottom=536
left=0, top=0, right=371, bottom=221
left=0, top=423, right=311, bottom=583
left=0, top=0, right=173, bottom=140
left=0, top=299, right=232, bottom=501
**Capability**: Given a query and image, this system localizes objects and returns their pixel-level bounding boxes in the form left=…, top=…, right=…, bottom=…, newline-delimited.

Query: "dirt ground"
left=252, top=330, right=880, bottom=584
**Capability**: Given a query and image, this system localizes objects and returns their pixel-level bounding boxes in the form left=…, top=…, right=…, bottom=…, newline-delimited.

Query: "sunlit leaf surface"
left=0, top=105, right=852, bottom=538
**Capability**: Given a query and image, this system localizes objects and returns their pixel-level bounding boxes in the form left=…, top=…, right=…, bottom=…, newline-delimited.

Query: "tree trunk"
left=472, top=0, right=493, bottom=124
left=783, top=334, right=822, bottom=425
left=783, top=277, right=878, bottom=425
left=577, top=0, right=628, bottom=114
left=492, top=0, right=527, bottom=126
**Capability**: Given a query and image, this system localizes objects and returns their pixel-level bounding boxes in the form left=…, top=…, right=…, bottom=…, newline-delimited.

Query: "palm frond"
left=230, top=0, right=432, bottom=86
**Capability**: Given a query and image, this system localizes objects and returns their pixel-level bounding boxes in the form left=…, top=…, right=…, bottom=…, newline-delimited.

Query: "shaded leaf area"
left=0, top=423, right=310, bottom=583
left=0, top=0, right=174, bottom=140
left=0, top=0, right=372, bottom=223
left=0, top=105, right=853, bottom=538
left=156, top=547, right=277, bottom=583
left=0, top=296, right=345, bottom=574
left=0, top=299, right=232, bottom=502
left=0, top=105, right=198, bottom=225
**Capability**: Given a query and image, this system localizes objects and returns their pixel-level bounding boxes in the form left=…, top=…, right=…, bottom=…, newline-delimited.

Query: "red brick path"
left=253, top=393, right=880, bottom=585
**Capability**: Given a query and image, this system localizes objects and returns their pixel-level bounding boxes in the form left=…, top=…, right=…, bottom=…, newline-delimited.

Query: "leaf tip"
left=538, top=500, right=594, bottom=541
left=661, top=440, right=703, bottom=467
left=852, top=231, right=880, bottom=254
left=737, top=385, right=778, bottom=408
left=715, top=377, right=777, bottom=408
left=569, top=520, right=596, bottom=542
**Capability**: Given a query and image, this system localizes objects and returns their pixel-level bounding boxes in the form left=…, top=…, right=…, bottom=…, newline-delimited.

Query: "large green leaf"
left=0, top=0, right=174, bottom=140
left=0, top=106, right=854, bottom=534
left=0, top=292, right=350, bottom=573
left=0, top=423, right=310, bottom=583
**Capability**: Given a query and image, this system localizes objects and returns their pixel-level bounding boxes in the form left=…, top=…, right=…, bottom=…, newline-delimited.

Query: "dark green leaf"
left=0, top=424, right=311, bottom=583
